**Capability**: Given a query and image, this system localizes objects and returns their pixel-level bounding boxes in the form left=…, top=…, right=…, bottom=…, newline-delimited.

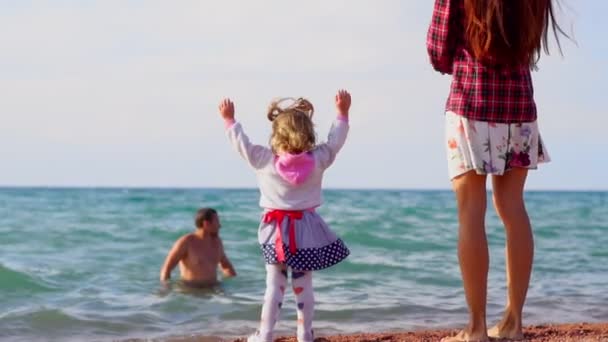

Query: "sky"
left=0, top=1, right=606, bottom=190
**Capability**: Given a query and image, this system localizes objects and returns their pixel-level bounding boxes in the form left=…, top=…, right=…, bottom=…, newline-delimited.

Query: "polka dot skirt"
left=261, top=239, right=349, bottom=271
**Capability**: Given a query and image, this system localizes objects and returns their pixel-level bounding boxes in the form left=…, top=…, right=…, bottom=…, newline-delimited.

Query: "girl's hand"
left=219, top=98, right=235, bottom=120
left=335, top=89, right=351, bottom=116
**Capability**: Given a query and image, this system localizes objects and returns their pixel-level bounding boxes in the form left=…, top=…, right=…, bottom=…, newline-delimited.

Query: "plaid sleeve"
left=426, top=0, right=460, bottom=75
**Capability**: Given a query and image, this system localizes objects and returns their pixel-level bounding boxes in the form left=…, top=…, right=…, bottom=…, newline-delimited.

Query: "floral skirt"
left=445, top=111, right=551, bottom=180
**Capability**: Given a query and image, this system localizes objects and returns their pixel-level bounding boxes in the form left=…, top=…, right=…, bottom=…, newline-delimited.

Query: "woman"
left=426, top=0, right=568, bottom=341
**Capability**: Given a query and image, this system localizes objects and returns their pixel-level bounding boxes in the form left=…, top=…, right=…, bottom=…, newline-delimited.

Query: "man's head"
left=194, top=208, right=220, bottom=233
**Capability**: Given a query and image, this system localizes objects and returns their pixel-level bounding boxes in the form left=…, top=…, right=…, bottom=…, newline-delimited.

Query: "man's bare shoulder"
left=174, top=233, right=194, bottom=247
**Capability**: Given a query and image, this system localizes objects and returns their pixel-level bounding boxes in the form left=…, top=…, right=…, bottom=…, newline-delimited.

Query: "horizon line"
left=1, top=185, right=607, bottom=192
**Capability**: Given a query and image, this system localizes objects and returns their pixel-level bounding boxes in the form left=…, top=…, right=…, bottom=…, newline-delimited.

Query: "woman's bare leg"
left=442, top=171, right=489, bottom=342
left=488, top=168, right=533, bottom=340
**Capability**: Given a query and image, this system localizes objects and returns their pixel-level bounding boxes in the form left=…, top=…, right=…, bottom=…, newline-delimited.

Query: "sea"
left=1, top=188, right=606, bottom=341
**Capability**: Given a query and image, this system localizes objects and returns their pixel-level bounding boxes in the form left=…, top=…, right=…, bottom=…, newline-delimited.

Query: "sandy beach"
left=245, top=323, right=608, bottom=342
left=272, top=323, right=608, bottom=342
left=127, top=322, right=608, bottom=342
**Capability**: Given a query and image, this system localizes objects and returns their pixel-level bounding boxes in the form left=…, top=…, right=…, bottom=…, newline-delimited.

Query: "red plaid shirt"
left=426, top=0, right=537, bottom=123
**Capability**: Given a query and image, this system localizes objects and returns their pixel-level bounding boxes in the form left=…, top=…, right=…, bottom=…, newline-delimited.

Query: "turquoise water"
left=0, top=188, right=607, bottom=341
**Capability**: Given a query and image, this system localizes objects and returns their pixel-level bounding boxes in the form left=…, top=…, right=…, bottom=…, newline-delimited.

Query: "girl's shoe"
left=247, top=331, right=269, bottom=342
left=297, top=329, right=314, bottom=342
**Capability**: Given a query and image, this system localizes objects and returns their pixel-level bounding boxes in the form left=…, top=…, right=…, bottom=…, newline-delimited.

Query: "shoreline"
left=126, top=322, right=608, bottom=342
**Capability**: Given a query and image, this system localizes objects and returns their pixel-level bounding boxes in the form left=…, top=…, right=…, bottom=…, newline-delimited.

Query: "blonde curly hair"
left=267, top=97, right=316, bottom=154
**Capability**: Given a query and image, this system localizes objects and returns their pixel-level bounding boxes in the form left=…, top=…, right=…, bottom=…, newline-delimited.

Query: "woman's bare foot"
left=441, top=329, right=489, bottom=342
left=487, top=310, right=525, bottom=340
left=487, top=324, right=524, bottom=340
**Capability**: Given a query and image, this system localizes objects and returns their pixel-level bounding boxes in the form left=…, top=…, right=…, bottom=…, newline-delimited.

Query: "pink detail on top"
left=274, top=152, right=315, bottom=185
left=224, top=119, right=236, bottom=129
left=337, top=114, right=348, bottom=122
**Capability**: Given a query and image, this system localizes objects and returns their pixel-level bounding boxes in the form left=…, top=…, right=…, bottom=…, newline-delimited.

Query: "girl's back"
left=227, top=117, right=348, bottom=210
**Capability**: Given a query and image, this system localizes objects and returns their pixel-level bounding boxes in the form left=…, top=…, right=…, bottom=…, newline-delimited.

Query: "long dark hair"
left=464, top=0, right=569, bottom=67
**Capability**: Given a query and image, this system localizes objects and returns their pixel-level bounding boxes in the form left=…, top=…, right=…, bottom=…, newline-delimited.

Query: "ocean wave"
left=0, top=264, right=57, bottom=294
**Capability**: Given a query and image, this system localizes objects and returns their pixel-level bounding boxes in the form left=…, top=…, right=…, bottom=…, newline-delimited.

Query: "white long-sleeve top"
left=226, top=117, right=349, bottom=210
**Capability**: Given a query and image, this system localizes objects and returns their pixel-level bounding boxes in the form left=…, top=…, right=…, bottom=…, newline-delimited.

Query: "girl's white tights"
left=257, top=264, right=314, bottom=342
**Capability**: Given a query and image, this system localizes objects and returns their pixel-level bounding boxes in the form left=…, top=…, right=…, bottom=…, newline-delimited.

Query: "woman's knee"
left=492, top=169, right=528, bottom=219
left=492, top=192, right=525, bottom=220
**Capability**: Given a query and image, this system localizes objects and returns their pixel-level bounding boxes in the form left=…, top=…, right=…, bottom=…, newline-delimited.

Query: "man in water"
left=160, top=208, right=236, bottom=287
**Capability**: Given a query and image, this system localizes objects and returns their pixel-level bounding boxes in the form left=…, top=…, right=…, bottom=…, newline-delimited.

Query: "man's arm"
left=160, top=235, right=189, bottom=282
left=218, top=243, right=237, bottom=278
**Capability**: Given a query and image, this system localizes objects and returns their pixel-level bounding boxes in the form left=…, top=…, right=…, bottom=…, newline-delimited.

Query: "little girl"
left=218, top=90, right=352, bottom=342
